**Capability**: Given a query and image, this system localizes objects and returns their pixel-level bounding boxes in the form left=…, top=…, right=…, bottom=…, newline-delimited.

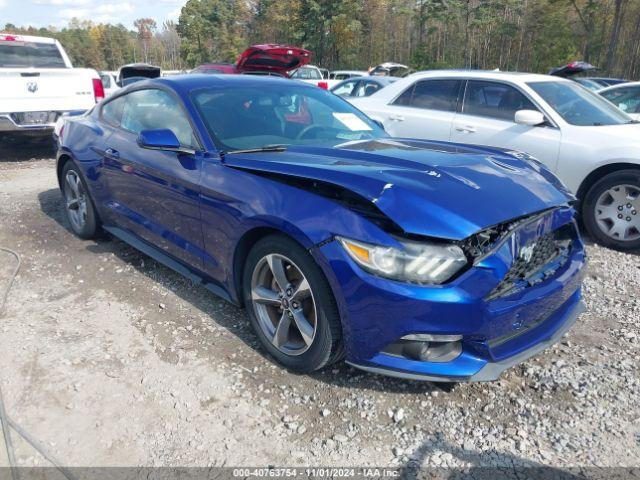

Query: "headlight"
left=337, top=236, right=467, bottom=285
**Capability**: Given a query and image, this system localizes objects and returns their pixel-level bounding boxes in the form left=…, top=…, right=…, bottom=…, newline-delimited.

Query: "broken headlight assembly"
left=337, top=236, right=468, bottom=285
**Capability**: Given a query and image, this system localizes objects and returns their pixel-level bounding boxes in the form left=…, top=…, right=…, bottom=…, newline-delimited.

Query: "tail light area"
left=317, top=81, right=329, bottom=90
left=92, top=78, right=105, bottom=103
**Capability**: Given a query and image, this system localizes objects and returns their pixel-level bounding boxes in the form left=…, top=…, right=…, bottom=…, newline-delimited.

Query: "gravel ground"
left=0, top=140, right=639, bottom=472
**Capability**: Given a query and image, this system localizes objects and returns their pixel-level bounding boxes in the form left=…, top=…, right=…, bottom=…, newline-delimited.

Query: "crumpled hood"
left=223, top=138, right=574, bottom=240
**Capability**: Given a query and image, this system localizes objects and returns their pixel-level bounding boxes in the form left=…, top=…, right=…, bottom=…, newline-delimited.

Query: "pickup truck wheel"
left=582, top=169, right=640, bottom=250
left=61, top=162, right=99, bottom=239
left=243, top=235, right=344, bottom=373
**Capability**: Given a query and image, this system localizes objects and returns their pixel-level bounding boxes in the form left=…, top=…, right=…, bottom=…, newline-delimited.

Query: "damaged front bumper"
left=316, top=206, right=587, bottom=382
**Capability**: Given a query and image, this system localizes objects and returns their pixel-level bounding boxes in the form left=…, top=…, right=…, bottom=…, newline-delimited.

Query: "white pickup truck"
left=0, top=33, right=103, bottom=136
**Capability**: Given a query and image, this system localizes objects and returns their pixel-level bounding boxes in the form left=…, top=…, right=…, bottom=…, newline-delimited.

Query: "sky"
left=0, top=0, right=186, bottom=29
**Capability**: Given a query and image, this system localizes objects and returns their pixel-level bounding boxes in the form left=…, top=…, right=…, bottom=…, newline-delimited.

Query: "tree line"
left=4, top=0, right=640, bottom=79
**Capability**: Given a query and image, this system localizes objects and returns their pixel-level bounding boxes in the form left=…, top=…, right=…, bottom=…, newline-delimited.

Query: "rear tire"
left=242, top=234, right=344, bottom=373
left=582, top=169, right=640, bottom=250
left=61, top=161, right=99, bottom=239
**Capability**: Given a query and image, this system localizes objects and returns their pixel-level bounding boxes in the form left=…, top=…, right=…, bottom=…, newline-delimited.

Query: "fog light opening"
left=382, top=334, right=463, bottom=363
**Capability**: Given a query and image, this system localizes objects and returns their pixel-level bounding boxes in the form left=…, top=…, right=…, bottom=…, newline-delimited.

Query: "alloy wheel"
left=65, top=170, right=88, bottom=232
left=594, top=184, right=640, bottom=242
left=250, top=253, right=317, bottom=356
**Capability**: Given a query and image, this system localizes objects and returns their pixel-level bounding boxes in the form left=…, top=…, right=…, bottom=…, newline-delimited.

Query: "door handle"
left=105, top=147, right=120, bottom=159
left=455, top=125, right=476, bottom=133
left=389, top=114, right=405, bottom=121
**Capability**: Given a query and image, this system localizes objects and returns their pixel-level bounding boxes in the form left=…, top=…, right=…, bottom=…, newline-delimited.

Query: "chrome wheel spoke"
left=251, top=253, right=317, bottom=356
left=607, top=186, right=628, bottom=204
left=272, top=313, right=292, bottom=349
left=292, top=277, right=311, bottom=302
left=266, top=254, right=289, bottom=292
left=608, top=222, right=627, bottom=239
left=252, top=286, right=281, bottom=306
left=291, top=308, right=314, bottom=346
left=66, top=172, right=79, bottom=197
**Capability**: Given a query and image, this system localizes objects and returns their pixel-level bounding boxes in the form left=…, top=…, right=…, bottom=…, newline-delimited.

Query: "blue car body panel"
left=57, top=75, right=586, bottom=382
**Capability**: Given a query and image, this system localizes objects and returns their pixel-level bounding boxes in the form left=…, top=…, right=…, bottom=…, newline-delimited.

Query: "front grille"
left=487, top=227, right=572, bottom=300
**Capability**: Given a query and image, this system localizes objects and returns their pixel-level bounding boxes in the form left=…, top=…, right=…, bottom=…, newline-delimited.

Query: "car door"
left=450, top=79, right=562, bottom=171
left=378, top=78, right=463, bottom=141
left=99, top=88, right=205, bottom=269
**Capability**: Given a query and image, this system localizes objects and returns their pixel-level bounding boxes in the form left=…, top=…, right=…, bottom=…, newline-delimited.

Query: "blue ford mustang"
left=56, top=75, right=586, bottom=382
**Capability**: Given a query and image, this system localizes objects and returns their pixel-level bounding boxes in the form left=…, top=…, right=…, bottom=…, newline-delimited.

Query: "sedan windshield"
left=528, top=81, right=632, bottom=126
left=192, top=84, right=387, bottom=151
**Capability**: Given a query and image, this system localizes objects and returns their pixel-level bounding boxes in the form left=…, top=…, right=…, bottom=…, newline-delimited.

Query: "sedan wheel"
left=243, top=235, right=344, bottom=373
left=251, top=254, right=317, bottom=356
left=61, top=162, right=99, bottom=239
left=594, top=184, right=640, bottom=242
left=65, top=170, right=88, bottom=232
left=583, top=169, right=640, bottom=250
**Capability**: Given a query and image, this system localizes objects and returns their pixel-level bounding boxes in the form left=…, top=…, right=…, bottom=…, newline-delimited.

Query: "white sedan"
left=351, top=70, right=640, bottom=250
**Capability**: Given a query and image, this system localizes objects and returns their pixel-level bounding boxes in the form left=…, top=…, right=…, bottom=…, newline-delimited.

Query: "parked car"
left=191, top=45, right=311, bottom=79
left=319, top=67, right=329, bottom=79
left=190, top=62, right=237, bottom=75
left=351, top=70, right=640, bottom=249
left=549, top=61, right=628, bottom=89
left=289, top=64, right=329, bottom=88
left=56, top=75, right=585, bottom=382
left=117, top=63, right=161, bottom=87
left=330, top=70, right=367, bottom=80
left=598, top=82, right=640, bottom=120
left=331, top=76, right=396, bottom=98
left=99, top=71, right=119, bottom=97
left=370, top=62, right=409, bottom=77
left=0, top=33, right=103, bottom=138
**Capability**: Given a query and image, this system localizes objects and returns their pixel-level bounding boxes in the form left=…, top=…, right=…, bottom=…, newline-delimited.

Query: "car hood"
left=223, top=138, right=574, bottom=240
left=236, top=45, right=311, bottom=75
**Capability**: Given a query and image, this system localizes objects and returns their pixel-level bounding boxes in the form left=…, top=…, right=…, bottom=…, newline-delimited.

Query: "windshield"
left=0, top=42, right=66, bottom=68
left=290, top=67, right=322, bottom=80
left=192, top=84, right=387, bottom=151
left=528, top=81, right=632, bottom=126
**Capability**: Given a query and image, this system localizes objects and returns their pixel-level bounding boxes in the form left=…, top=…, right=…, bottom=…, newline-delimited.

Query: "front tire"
left=61, top=161, right=99, bottom=239
left=242, top=235, right=344, bottom=373
left=582, top=169, right=640, bottom=250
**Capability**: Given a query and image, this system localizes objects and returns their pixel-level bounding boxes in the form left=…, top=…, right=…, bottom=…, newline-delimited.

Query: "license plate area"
left=11, top=111, right=58, bottom=125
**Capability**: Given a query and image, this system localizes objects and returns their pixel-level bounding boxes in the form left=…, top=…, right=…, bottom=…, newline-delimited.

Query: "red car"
left=191, top=44, right=311, bottom=78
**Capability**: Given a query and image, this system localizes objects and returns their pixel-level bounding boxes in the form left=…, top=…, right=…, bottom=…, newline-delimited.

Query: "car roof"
left=408, top=69, right=567, bottom=83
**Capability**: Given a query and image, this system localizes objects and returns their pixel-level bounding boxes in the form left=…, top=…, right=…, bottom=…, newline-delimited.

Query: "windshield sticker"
left=333, top=113, right=372, bottom=131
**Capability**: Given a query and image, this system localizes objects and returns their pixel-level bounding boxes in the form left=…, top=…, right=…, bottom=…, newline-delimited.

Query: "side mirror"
left=514, top=109, right=545, bottom=126
left=138, top=129, right=195, bottom=155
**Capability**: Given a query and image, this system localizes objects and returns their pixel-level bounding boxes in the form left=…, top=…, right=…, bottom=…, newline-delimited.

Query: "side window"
left=120, top=89, right=197, bottom=148
left=354, top=81, right=381, bottom=97
left=392, top=84, right=415, bottom=106
left=463, top=80, right=538, bottom=121
left=392, top=80, right=461, bottom=111
left=101, top=95, right=126, bottom=126
left=602, top=88, right=640, bottom=114
left=333, top=80, right=358, bottom=97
